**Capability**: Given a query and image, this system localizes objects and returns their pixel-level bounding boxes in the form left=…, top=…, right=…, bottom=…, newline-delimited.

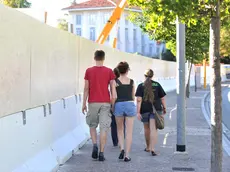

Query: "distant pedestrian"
left=135, top=69, right=166, bottom=156
left=110, top=68, right=120, bottom=147
left=82, top=50, right=117, bottom=161
left=113, top=62, right=136, bottom=162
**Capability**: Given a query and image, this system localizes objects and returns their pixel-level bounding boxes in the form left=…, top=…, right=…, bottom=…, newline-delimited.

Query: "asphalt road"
left=222, top=87, right=230, bottom=129
left=205, top=84, right=230, bottom=138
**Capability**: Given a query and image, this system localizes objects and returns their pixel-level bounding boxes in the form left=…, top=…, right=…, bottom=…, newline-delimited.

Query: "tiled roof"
left=62, top=0, right=140, bottom=10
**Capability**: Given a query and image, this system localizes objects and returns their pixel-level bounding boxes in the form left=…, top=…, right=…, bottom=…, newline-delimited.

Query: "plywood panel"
left=46, top=30, right=77, bottom=102
left=0, top=5, right=31, bottom=117
left=0, top=4, right=178, bottom=117
left=78, top=38, right=100, bottom=92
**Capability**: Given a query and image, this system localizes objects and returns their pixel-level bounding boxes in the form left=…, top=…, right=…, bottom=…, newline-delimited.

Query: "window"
left=76, top=28, right=81, bottom=36
left=125, top=14, right=129, bottom=25
left=149, top=43, right=153, bottom=56
left=103, top=13, right=110, bottom=24
left=125, top=28, right=129, bottom=52
left=90, top=27, right=96, bottom=41
left=141, top=34, right=145, bottom=54
left=133, top=29, right=137, bottom=52
left=76, top=15, right=81, bottom=25
left=156, top=46, right=160, bottom=56
left=117, top=27, right=120, bottom=42
left=117, top=27, right=120, bottom=49
left=107, top=35, right=110, bottom=41
left=89, top=14, right=96, bottom=25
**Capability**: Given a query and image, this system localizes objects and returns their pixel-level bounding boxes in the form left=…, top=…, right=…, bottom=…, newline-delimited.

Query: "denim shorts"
left=141, top=111, right=163, bottom=123
left=114, top=101, right=136, bottom=117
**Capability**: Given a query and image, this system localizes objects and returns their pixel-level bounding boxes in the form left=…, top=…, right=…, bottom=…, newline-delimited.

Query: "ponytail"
left=113, top=67, right=120, bottom=79
left=143, top=77, right=154, bottom=103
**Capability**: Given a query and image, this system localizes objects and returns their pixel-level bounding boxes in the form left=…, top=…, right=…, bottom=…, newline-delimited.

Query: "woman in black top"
left=113, top=62, right=136, bottom=162
left=135, top=69, right=166, bottom=156
left=111, top=68, right=126, bottom=147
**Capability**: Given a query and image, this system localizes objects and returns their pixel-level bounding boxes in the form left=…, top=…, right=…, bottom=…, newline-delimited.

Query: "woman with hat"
left=135, top=69, right=167, bottom=156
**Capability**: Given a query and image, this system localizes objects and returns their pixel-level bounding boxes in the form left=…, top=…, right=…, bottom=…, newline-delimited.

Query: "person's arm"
left=110, top=80, right=117, bottom=111
left=161, top=96, right=166, bottom=114
left=82, top=80, right=89, bottom=114
left=158, top=83, right=167, bottom=114
left=136, top=97, right=142, bottom=120
left=135, top=84, right=143, bottom=121
left=132, top=83, right=135, bottom=100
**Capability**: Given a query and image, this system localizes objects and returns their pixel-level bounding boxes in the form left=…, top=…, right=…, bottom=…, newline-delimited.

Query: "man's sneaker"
left=98, top=152, right=105, bottom=161
left=92, top=146, right=98, bottom=159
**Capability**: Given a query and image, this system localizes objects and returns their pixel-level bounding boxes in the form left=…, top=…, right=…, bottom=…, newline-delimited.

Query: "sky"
left=29, top=0, right=70, bottom=10
left=26, top=0, right=71, bottom=27
left=28, top=0, right=88, bottom=10
left=26, top=0, right=88, bottom=26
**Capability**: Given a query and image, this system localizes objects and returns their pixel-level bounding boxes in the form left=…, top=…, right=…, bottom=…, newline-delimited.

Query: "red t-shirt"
left=84, top=66, right=115, bottom=103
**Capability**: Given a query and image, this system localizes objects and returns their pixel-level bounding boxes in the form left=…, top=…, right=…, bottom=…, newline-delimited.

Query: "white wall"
left=0, top=5, right=189, bottom=172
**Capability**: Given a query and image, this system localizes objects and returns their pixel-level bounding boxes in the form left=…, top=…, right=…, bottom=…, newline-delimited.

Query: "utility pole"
left=176, top=18, right=186, bottom=152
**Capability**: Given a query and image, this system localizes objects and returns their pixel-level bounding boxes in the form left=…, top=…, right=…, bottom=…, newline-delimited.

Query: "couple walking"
left=82, top=50, right=167, bottom=162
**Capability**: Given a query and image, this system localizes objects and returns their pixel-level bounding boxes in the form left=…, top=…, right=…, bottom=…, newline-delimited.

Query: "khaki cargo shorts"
left=86, top=103, right=112, bottom=132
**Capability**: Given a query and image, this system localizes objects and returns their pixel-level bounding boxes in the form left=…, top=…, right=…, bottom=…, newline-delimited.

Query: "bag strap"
left=151, top=103, right=157, bottom=114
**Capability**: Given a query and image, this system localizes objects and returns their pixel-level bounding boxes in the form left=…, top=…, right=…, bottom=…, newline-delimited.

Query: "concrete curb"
left=201, top=90, right=230, bottom=156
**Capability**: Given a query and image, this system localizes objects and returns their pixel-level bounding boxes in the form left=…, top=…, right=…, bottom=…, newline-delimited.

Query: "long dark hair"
left=113, top=67, right=120, bottom=79
left=143, top=69, right=154, bottom=103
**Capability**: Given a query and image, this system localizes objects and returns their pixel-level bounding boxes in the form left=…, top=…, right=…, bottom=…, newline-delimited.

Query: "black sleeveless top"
left=115, top=78, right=134, bottom=102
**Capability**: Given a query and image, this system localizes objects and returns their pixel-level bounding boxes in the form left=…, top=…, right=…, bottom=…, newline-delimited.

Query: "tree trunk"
left=210, top=1, right=222, bottom=172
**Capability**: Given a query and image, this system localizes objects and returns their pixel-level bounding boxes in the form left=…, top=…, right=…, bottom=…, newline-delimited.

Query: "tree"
left=128, top=4, right=209, bottom=98
left=129, top=12, right=209, bottom=65
left=57, top=18, right=68, bottom=31
left=162, top=49, right=176, bottom=62
left=128, top=0, right=230, bottom=171
left=3, top=0, right=31, bottom=8
left=220, top=56, right=230, bottom=64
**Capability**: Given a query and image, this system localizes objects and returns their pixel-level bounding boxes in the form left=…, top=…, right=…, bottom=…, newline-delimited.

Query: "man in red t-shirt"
left=82, top=50, right=116, bottom=161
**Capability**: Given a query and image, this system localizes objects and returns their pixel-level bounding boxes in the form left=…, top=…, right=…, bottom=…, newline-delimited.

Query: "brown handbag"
left=152, top=104, right=164, bottom=130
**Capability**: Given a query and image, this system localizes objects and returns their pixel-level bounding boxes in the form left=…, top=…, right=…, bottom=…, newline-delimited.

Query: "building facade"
left=63, top=0, right=165, bottom=58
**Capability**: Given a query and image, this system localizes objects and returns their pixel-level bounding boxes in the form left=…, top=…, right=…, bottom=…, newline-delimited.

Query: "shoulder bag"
left=152, top=104, right=164, bottom=130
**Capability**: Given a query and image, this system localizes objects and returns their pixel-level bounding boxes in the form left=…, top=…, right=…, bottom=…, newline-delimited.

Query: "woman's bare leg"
left=149, top=118, right=158, bottom=152
left=125, top=117, right=135, bottom=157
left=143, top=123, right=150, bottom=151
left=116, top=116, right=125, bottom=151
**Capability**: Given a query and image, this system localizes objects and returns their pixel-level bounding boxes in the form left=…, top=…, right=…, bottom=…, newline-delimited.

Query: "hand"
left=137, top=113, right=142, bottom=121
left=163, top=108, right=166, bottom=115
left=111, top=105, right=114, bottom=113
left=82, top=104, right=87, bottom=115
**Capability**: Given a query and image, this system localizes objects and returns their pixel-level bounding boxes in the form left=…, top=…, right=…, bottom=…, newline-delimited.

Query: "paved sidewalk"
left=58, top=89, right=230, bottom=172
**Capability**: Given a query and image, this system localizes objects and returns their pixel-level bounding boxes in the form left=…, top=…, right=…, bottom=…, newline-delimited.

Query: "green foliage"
left=57, top=18, right=68, bottom=31
left=128, top=0, right=230, bottom=64
left=3, top=0, right=31, bottom=8
left=220, top=56, right=230, bottom=64
left=220, top=25, right=230, bottom=56
left=166, top=41, right=176, bottom=56
left=162, top=49, right=176, bottom=62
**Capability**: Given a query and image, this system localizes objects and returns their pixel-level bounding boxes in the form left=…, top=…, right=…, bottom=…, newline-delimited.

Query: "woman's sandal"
left=124, top=157, right=131, bottom=162
left=119, top=150, right=125, bottom=159
left=144, top=148, right=150, bottom=152
left=151, top=151, right=158, bottom=156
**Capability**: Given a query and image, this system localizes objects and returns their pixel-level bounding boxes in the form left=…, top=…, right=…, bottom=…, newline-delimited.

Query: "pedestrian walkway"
left=58, top=89, right=230, bottom=172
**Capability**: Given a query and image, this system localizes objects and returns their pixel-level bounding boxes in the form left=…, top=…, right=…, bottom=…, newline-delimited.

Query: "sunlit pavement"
left=58, top=89, right=230, bottom=172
